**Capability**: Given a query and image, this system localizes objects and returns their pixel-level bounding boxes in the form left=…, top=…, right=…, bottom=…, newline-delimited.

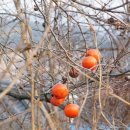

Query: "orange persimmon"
left=86, top=49, right=101, bottom=62
left=64, top=104, right=79, bottom=118
left=82, top=56, right=97, bottom=70
left=51, top=83, right=69, bottom=99
left=50, top=96, right=65, bottom=106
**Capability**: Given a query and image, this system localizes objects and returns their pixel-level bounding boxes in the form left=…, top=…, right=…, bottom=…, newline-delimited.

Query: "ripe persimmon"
left=50, top=96, right=65, bottom=106
left=51, top=83, right=69, bottom=99
left=86, top=49, right=101, bottom=62
left=82, top=56, right=97, bottom=70
left=64, top=104, right=79, bottom=118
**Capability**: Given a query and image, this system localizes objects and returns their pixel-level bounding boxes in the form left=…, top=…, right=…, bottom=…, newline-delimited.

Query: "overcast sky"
left=0, top=0, right=124, bottom=23
left=0, top=0, right=123, bottom=12
left=0, top=0, right=33, bottom=13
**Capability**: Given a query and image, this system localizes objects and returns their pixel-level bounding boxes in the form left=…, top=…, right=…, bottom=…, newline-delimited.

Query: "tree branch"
left=0, top=87, right=51, bottom=102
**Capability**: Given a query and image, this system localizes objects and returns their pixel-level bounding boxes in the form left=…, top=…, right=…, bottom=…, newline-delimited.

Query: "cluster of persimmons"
left=82, top=49, right=101, bottom=70
left=50, top=49, right=101, bottom=118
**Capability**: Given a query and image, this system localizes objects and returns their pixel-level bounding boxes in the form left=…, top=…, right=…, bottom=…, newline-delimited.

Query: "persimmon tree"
left=0, top=0, right=130, bottom=130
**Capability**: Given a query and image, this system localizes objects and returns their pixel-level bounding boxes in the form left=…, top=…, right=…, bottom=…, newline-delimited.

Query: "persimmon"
left=64, top=104, right=79, bottom=118
left=69, top=67, right=79, bottom=78
left=34, top=5, right=38, bottom=11
left=51, top=83, right=69, bottom=99
left=82, top=56, right=97, bottom=70
left=50, top=96, right=65, bottom=106
left=86, top=49, right=101, bottom=62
